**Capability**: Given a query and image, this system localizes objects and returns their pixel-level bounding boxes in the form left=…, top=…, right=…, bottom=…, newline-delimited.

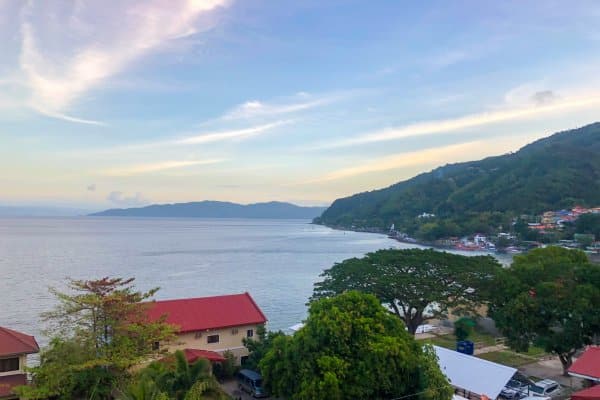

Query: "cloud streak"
left=102, top=159, right=225, bottom=176
left=176, top=120, right=291, bottom=144
left=317, top=94, right=600, bottom=149
left=303, top=141, right=484, bottom=183
left=19, top=0, right=231, bottom=121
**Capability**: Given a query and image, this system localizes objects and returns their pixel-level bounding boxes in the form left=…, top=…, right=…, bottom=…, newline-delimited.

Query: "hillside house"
left=0, top=327, right=39, bottom=400
left=146, top=293, right=267, bottom=365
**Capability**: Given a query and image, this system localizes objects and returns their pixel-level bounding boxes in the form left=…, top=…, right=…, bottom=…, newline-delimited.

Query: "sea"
left=0, top=217, right=509, bottom=346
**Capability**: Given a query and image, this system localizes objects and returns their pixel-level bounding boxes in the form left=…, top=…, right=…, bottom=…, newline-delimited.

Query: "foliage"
left=212, top=350, right=236, bottom=380
left=260, top=292, right=452, bottom=400
left=315, top=123, right=600, bottom=239
left=312, top=248, right=502, bottom=334
left=575, top=212, right=600, bottom=239
left=488, top=247, right=600, bottom=375
left=242, top=324, right=285, bottom=371
left=17, top=277, right=175, bottom=399
left=454, top=317, right=476, bottom=342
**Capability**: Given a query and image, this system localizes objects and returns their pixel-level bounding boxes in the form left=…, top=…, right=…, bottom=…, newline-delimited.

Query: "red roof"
left=569, top=347, right=600, bottom=381
left=0, top=374, right=26, bottom=398
left=0, top=326, right=39, bottom=357
left=146, top=292, right=267, bottom=332
left=572, top=385, right=600, bottom=400
left=183, top=349, right=226, bottom=363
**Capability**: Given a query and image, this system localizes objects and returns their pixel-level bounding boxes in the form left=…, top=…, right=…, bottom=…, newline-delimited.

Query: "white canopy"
left=433, top=345, right=516, bottom=400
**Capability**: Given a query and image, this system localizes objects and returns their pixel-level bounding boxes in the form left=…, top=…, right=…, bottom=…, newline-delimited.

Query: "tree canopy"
left=259, top=291, right=453, bottom=400
left=18, top=277, right=176, bottom=399
left=488, top=247, right=600, bottom=375
left=312, top=248, right=502, bottom=334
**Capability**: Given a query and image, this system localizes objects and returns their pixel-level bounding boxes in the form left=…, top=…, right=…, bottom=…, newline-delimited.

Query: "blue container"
left=456, top=340, right=474, bottom=355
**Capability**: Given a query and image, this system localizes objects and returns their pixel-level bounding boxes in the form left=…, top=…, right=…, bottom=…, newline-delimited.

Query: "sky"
left=1, top=0, right=599, bottom=209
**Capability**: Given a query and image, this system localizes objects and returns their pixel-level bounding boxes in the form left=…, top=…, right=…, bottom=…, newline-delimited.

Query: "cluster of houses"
left=528, top=206, right=600, bottom=232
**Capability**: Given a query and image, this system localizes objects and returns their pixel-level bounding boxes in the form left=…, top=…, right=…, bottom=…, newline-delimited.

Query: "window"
left=231, top=328, right=238, bottom=335
left=195, top=331, right=203, bottom=339
left=152, top=341, right=160, bottom=351
left=207, top=334, right=219, bottom=344
left=0, top=357, right=19, bottom=373
left=247, top=329, right=254, bottom=338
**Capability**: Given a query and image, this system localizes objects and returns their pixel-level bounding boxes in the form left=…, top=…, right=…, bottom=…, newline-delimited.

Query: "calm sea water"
left=0, top=217, right=509, bottom=346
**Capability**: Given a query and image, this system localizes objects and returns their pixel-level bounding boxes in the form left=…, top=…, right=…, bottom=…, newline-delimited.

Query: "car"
left=528, top=379, right=561, bottom=397
left=501, top=379, right=529, bottom=400
left=237, top=369, right=268, bottom=398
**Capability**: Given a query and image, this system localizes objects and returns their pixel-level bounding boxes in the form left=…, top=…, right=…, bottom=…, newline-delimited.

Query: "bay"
left=0, top=217, right=509, bottom=346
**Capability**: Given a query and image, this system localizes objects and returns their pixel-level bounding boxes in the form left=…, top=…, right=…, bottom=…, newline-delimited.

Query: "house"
left=432, top=345, right=516, bottom=400
left=568, top=346, right=600, bottom=384
left=146, top=292, right=267, bottom=365
left=0, top=327, right=39, bottom=400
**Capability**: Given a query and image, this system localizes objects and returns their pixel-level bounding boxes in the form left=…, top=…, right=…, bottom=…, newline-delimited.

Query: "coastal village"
left=387, top=206, right=600, bottom=256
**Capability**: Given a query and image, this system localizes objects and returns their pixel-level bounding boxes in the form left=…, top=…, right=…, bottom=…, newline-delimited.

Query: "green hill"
left=315, top=122, right=600, bottom=239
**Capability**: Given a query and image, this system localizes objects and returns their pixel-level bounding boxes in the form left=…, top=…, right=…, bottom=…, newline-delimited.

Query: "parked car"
left=237, top=369, right=268, bottom=398
left=528, top=379, right=561, bottom=397
left=501, top=378, right=529, bottom=399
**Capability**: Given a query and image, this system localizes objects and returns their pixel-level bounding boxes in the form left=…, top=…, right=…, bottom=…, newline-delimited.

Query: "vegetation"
left=315, top=123, right=600, bottom=240
left=454, top=317, right=476, bottom=342
left=18, top=277, right=176, bottom=399
left=242, top=324, right=285, bottom=371
left=312, top=248, right=502, bottom=334
left=488, top=247, right=600, bottom=375
left=259, top=291, right=453, bottom=400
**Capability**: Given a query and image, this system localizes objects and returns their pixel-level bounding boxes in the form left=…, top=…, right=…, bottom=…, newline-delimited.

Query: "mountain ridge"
left=90, top=200, right=327, bottom=219
left=315, top=122, right=600, bottom=238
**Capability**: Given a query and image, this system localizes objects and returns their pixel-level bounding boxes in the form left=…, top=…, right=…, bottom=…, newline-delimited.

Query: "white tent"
left=433, top=345, right=516, bottom=400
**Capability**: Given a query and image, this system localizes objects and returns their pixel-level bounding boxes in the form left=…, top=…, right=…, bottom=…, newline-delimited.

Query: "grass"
left=477, top=350, right=537, bottom=367
left=420, top=329, right=498, bottom=349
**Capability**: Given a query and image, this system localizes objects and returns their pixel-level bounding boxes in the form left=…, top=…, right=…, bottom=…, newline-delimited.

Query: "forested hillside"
left=316, top=123, right=600, bottom=238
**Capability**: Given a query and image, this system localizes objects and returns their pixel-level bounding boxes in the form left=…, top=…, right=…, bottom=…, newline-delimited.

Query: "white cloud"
left=176, top=120, right=291, bottom=144
left=107, top=191, right=148, bottom=207
left=221, top=93, right=339, bottom=120
left=102, top=159, right=225, bottom=176
left=317, top=93, right=600, bottom=149
left=18, top=0, right=231, bottom=120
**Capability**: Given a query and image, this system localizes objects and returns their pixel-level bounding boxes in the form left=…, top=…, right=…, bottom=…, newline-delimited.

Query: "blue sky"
left=1, top=0, right=599, bottom=209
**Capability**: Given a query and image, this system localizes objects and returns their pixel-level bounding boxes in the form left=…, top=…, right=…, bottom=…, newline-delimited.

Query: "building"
left=433, top=345, right=516, bottom=400
left=146, top=292, right=267, bottom=365
left=0, top=327, right=39, bottom=400
left=568, top=346, right=600, bottom=384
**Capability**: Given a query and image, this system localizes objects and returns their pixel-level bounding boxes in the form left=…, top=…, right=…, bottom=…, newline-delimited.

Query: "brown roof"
left=0, top=327, right=39, bottom=357
left=0, top=374, right=26, bottom=398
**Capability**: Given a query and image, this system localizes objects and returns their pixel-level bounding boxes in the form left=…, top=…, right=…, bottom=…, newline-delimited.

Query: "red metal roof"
left=146, top=292, right=267, bottom=332
left=572, top=385, right=600, bottom=400
left=0, top=374, right=26, bottom=398
left=183, top=349, right=226, bottom=363
left=0, top=326, right=39, bottom=357
left=569, top=347, right=600, bottom=381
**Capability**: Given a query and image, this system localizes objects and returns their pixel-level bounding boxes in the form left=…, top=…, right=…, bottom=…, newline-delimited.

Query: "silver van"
left=237, top=369, right=268, bottom=398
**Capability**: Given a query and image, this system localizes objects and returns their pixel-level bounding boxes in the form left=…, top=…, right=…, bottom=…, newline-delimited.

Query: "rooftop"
left=0, top=326, right=39, bottom=357
left=145, top=292, right=267, bottom=333
left=568, top=346, right=600, bottom=381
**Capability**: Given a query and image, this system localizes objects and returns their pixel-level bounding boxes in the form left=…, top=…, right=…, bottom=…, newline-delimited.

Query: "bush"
left=454, top=317, right=476, bottom=341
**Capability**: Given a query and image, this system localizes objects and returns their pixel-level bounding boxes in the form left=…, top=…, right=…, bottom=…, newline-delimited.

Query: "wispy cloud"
left=102, top=159, right=225, bottom=176
left=303, top=141, right=483, bottom=184
left=107, top=191, right=148, bottom=206
left=18, top=0, right=231, bottom=122
left=316, top=93, right=600, bottom=149
left=176, top=120, right=291, bottom=144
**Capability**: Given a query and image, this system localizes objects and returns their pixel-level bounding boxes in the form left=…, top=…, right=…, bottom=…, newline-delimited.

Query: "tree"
left=575, top=213, right=600, bottom=238
left=488, top=247, right=600, bottom=375
left=18, top=277, right=176, bottom=399
left=312, top=248, right=502, bottom=334
left=454, top=317, right=476, bottom=342
left=260, top=292, right=452, bottom=400
left=242, top=324, right=285, bottom=371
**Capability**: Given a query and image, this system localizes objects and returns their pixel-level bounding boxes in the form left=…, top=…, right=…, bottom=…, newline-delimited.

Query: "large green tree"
left=312, top=248, right=502, bottom=334
left=19, top=277, right=175, bottom=399
left=260, top=291, right=452, bottom=400
left=488, top=247, right=600, bottom=375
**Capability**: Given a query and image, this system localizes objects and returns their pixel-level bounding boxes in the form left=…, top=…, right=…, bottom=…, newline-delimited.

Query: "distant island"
left=90, top=201, right=328, bottom=219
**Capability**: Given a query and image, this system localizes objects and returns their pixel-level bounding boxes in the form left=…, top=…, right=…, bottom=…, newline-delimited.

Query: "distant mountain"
left=316, top=122, right=600, bottom=238
left=90, top=201, right=327, bottom=219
